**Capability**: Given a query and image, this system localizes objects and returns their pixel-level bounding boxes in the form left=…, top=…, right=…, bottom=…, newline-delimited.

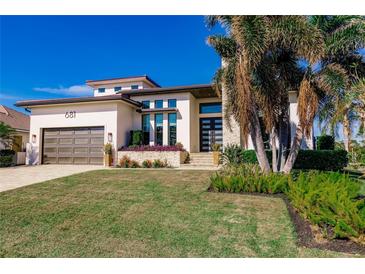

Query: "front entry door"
left=200, top=117, right=223, bottom=152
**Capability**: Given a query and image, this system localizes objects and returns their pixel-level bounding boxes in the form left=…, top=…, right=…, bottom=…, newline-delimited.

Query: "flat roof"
left=86, top=75, right=160, bottom=88
left=15, top=84, right=217, bottom=108
left=120, top=84, right=216, bottom=98
left=15, top=94, right=142, bottom=108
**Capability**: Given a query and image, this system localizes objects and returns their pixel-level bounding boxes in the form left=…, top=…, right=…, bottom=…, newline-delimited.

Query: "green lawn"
left=0, top=169, right=356, bottom=257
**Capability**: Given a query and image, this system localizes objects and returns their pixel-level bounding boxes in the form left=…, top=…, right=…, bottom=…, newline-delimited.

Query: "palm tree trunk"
left=278, top=119, right=289, bottom=172
left=343, top=113, right=351, bottom=152
left=282, top=124, right=304, bottom=174
left=271, top=127, right=278, bottom=172
left=249, top=110, right=271, bottom=173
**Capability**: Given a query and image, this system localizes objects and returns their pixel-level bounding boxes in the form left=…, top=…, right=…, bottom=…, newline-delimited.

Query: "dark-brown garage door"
left=42, top=127, right=104, bottom=165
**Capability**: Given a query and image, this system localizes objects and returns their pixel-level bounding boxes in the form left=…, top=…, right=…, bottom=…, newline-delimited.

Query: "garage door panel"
left=43, top=126, right=104, bottom=165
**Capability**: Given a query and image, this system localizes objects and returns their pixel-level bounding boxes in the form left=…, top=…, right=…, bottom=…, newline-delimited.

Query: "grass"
left=0, top=169, right=358, bottom=257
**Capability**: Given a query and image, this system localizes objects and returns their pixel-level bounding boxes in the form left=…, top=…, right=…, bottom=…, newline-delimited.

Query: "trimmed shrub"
left=240, top=149, right=347, bottom=171
left=0, top=149, right=15, bottom=156
left=287, top=171, right=365, bottom=239
left=119, top=155, right=131, bottom=168
left=129, top=160, right=140, bottom=168
left=0, top=155, right=14, bottom=167
left=293, top=150, right=348, bottom=171
left=142, top=160, right=152, bottom=168
left=209, top=164, right=289, bottom=194
left=317, top=135, right=335, bottom=150
left=152, top=159, right=167, bottom=168
left=129, top=130, right=143, bottom=146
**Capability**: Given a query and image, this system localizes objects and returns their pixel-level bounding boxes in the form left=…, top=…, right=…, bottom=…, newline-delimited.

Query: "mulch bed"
left=208, top=189, right=365, bottom=255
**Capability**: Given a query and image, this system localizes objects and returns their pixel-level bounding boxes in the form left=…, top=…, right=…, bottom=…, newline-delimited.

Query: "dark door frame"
left=199, top=117, right=222, bottom=152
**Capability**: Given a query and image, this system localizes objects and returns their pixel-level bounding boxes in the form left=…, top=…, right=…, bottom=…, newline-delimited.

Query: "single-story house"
left=0, top=104, right=30, bottom=152
left=15, top=75, right=312, bottom=166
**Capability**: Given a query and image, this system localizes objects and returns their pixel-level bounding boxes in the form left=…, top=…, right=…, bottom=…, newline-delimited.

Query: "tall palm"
left=206, top=16, right=324, bottom=173
left=312, top=16, right=365, bottom=152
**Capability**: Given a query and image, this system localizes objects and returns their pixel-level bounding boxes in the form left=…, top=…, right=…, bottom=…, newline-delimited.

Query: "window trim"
left=199, top=102, right=222, bottom=114
left=168, top=113, right=177, bottom=146
left=154, top=100, right=163, bottom=109
left=141, top=100, right=150, bottom=109
left=168, top=99, right=177, bottom=108
left=154, top=113, right=163, bottom=145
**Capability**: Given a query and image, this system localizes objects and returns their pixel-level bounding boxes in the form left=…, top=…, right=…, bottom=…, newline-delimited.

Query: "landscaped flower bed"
left=209, top=164, right=365, bottom=248
left=117, top=144, right=188, bottom=168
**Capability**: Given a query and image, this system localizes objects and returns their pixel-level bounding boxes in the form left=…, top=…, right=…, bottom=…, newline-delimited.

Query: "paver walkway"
left=0, top=165, right=105, bottom=192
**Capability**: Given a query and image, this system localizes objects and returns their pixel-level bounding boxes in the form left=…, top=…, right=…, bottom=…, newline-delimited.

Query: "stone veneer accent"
left=117, top=151, right=187, bottom=168
left=222, top=83, right=241, bottom=148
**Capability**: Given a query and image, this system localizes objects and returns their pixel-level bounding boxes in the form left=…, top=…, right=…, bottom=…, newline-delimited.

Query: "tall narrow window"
left=142, top=100, right=150, bottom=109
left=168, top=99, right=176, bottom=108
left=155, top=100, right=163, bottom=109
left=142, top=114, right=150, bottom=145
left=168, top=113, right=177, bottom=145
left=155, top=113, right=163, bottom=145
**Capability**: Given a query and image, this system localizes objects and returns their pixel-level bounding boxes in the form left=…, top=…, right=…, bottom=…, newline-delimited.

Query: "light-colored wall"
left=93, top=80, right=155, bottom=96
left=288, top=90, right=313, bottom=149
left=130, top=92, right=192, bottom=151
left=26, top=101, right=135, bottom=165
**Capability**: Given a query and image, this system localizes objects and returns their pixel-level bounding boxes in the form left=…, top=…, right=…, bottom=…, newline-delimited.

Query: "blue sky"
left=0, top=16, right=223, bottom=112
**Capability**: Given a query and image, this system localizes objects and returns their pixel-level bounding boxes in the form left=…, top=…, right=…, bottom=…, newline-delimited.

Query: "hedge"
left=241, top=149, right=348, bottom=171
left=0, top=155, right=14, bottom=167
left=316, top=135, right=335, bottom=150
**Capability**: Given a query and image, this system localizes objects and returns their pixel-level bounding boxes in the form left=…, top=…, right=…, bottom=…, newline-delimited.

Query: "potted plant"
left=211, top=143, right=221, bottom=166
left=103, top=143, right=113, bottom=167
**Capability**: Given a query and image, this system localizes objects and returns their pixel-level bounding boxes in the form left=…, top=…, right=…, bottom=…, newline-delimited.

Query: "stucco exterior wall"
left=93, top=81, right=154, bottom=96
left=26, top=101, right=135, bottom=165
left=130, top=92, right=192, bottom=151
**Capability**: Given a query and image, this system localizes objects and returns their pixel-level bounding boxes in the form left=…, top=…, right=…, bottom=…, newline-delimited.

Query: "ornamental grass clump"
left=287, top=171, right=365, bottom=240
left=209, top=164, right=289, bottom=194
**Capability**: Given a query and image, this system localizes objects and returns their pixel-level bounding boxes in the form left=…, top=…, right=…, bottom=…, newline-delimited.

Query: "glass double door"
left=199, top=117, right=223, bottom=152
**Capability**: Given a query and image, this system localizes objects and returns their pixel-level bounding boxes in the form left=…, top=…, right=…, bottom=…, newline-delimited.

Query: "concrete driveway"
left=0, top=165, right=106, bottom=192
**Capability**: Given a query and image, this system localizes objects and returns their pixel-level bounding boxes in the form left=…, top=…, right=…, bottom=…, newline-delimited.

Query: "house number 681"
left=65, top=111, right=76, bottom=118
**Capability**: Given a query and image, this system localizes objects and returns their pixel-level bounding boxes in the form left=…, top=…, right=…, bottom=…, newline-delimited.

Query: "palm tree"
left=313, top=16, right=365, bottom=152
left=207, top=16, right=324, bottom=173
left=0, top=122, right=15, bottom=148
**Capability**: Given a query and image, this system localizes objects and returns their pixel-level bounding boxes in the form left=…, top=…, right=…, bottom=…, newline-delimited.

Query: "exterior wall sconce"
left=108, top=132, right=113, bottom=143
left=32, top=134, right=36, bottom=143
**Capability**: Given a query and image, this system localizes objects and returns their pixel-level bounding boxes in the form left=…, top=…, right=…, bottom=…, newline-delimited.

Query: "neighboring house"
left=0, top=105, right=30, bottom=152
left=15, top=75, right=312, bottom=165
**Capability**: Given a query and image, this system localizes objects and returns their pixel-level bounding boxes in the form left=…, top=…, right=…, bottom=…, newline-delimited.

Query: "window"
left=98, top=88, right=105, bottom=93
left=142, top=100, right=150, bottom=109
left=155, top=100, right=163, bottom=109
left=168, top=99, right=176, bottom=108
left=131, top=85, right=139, bottom=90
left=168, top=113, right=177, bottom=145
left=199, top=102, right=222, bottom=114
left=155, top=113, right=163, bottom=145
left=142, top=114, right=150, bottom=145
left=114, top=86, right=121, bottom=92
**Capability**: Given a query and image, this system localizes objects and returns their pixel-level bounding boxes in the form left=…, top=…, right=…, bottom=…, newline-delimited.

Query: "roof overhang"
left=120, top=84, right=217, bottom=99
left=86, top=75, right=160, bottom=88
left=15, top=94, right=142, bottom=108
